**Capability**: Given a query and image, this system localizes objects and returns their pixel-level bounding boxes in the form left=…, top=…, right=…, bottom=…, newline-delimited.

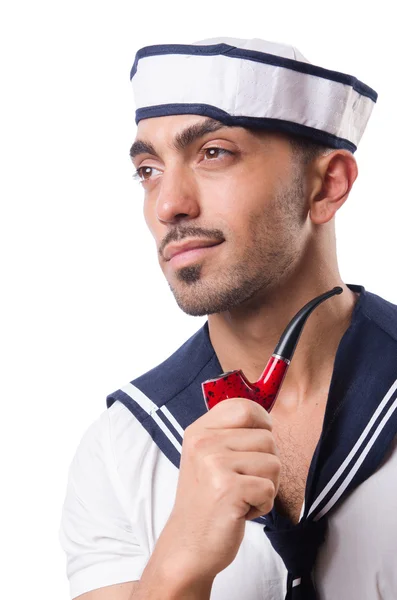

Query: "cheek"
left=209, top=176, right=272, bottom=232
left=143, top=198, right=158, bottom=237
left=143, top=201, right=151, bottom=230
left=142, top=203, right=165, bottom=258
left=205, top=174, right=252, bottom=215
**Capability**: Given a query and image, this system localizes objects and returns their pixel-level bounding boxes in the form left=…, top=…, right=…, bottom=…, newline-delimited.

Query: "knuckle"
left=186, top=431, right=208, bottom=452
left=269, top=453, right=282, bottom=476
left=200, top=453, right=236, bottom=496
left=233, top=398, right=272, bottom=429
left=232, top=399, right=256, bottom=424
left=262, top=478, right=276, bottom=507
left=251, top=479, right=277, bottom=517
left=261, top=409, right=273, bottom=431
left=212, top=471, right=235, bottom=499
left=257, top=403, right=273, bottom=427
left=275, top=460, right=282, bottom=481
left=202, top=451, right=226, bottom=471
left=262, top=455, right=281, bottom=489
left=214, top=467, right=234, bottom=488
left=262, top=429, right=277, bottom=453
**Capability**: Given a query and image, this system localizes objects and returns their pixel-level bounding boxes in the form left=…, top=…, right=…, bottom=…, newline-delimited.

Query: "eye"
left=132, top=147, right=233, bottom=184
left=203, top=147, right=232, bottom=160
left=132, top=166, right=162, bottom=183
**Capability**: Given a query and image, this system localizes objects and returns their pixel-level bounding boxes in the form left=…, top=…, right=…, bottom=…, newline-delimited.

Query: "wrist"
left=139, top=555, right=215, bottom=599
left=140, top=517, right=216, bottom=597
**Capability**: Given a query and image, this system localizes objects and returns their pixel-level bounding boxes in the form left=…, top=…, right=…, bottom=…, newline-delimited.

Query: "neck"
left=207, top=271, right=359, bottom=412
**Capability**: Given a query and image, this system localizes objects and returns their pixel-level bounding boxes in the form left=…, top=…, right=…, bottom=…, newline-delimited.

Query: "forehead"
left=136, top=113, right=212, bottom=134
left=134, top=115, right=240, bottom=146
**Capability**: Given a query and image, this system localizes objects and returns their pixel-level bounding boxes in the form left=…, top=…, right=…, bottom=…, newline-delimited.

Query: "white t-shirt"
left=59, top=398, right=397, bottom=600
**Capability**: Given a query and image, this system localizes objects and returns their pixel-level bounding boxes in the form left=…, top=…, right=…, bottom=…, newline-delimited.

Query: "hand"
left=154, top=398, right=281, bottom=585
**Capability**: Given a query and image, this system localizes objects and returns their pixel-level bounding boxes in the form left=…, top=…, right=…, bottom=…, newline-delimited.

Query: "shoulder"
left=60, top=401, right=154, bottom=551
left=70, top=401, right=139, bottom=460
left=66, top=401, right=146, bottom=496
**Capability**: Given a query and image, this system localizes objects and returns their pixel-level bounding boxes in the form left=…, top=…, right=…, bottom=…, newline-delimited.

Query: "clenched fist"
left=151, top=397, right=281, bottom=587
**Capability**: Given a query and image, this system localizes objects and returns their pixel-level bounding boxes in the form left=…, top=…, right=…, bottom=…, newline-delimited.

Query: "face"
left=130, top=115, right=308, bottom=316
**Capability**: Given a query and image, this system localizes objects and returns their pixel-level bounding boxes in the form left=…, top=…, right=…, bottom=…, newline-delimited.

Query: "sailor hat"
left=130, top=37, right=377, bottom=153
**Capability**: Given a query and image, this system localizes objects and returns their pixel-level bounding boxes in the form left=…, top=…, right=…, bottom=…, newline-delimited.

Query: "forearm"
left=131, top=554, right=214, bottom=599
left=131, top=570, right=213, bottom=600
left=130, top=518, right=215, bottom=599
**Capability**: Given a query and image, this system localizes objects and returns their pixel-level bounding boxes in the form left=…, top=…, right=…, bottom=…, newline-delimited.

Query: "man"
left=59, top=38, right=397, bottom=600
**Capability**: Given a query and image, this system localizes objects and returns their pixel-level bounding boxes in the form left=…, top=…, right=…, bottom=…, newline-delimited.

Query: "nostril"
left=157, top=212, right=190, bottom=225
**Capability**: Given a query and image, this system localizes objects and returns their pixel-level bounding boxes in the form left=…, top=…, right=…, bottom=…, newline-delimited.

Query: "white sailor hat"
left=130, top=37, right=377, bottom=153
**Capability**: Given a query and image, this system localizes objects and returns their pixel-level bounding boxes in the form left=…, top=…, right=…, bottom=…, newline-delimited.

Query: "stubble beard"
left=166, top=171, right=305, bottom=316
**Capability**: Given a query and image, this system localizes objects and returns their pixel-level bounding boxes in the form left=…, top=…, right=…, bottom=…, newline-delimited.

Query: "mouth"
left=164, top=240, right=224, bottom=268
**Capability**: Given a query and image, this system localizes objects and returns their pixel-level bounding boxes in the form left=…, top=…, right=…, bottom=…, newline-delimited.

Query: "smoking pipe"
left=202, top=286, right=343, bottom=412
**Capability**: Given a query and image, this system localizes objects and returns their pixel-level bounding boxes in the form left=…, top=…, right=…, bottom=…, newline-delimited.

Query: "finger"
left=200, top=428, right=278, bottom=455
left=200, top=397, right=273, bottom=431
left=239, top=475, right=277, bottom=518
left=225, top=451, right=281, bottom=486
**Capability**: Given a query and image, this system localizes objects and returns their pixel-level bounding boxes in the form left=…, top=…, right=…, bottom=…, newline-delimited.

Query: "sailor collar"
left=107, top=283, right=397, bottom=491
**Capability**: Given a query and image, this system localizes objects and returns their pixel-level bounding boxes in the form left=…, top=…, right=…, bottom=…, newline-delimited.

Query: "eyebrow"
left=129, top=118, right=229, bottom=161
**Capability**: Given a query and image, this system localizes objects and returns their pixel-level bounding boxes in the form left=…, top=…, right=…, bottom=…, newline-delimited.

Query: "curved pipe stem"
left=202, top=286, right=343, bottom=411
left=273, top=286, right=343, bottom=362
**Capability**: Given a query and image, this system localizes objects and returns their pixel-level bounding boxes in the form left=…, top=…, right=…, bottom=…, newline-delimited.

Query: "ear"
left=308, top=150, right=358, bottom=225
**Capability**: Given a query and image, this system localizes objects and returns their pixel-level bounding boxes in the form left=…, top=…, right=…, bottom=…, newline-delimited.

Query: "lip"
left=163, top=239, right=224, bottom=261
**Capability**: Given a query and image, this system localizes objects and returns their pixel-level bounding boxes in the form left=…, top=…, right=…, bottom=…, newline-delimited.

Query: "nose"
left=155, top=164, right=200, bottom=224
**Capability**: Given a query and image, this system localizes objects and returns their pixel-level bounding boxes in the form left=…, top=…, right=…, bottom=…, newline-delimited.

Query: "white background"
left=1, top=1, right=396, bottom=598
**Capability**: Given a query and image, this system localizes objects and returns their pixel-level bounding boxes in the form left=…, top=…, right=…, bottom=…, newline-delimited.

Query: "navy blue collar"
left=107, top=283, right=397, bottom=482
left=107, top=283, right=397, bottom=598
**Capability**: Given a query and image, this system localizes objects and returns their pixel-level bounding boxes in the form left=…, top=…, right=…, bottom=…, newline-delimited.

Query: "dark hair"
left=288, top=135, right=335, bottom=165
left=245, top=125, right=338, bottom=165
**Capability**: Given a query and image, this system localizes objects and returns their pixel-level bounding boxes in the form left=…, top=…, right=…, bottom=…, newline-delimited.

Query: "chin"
left=170, top=280, right=261, bottom=317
